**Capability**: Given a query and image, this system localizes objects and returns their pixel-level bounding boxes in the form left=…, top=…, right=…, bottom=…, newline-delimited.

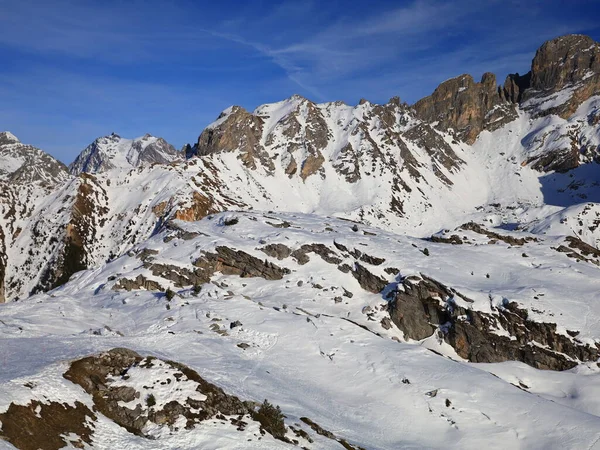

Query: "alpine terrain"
left=1, top=34, right=600, bottom=449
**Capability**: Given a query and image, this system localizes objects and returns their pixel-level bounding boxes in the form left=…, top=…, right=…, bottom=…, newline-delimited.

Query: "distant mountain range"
left=1, top=34, right=598, bottom=303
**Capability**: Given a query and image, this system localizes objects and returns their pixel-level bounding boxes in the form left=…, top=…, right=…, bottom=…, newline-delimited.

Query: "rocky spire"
left=412, top=73, right=517, bottom=144
left=521, top=34, right=600, bottom=117
left=413, top=34, right=600, bottom=143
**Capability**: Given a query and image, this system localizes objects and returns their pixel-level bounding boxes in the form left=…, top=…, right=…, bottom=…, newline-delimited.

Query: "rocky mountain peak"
left=413, top=73, right=517, bottom=144
left=530, top=34, right=599, bottom=92
left=0, top=131, right=20, bottom=145
left=194, top=104, right=270, bottom=171
left=414, top=34, right=600, bottom=144
left=521, top=34, right=600, bottom=117
left=0, top=134, right=68, bottom=185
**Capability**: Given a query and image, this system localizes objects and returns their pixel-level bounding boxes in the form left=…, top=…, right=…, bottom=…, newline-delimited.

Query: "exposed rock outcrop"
left=523, top=34, right=600, bottom=117
left=388, top=275, right=598, bottom=370
left=460, top=222, right=537, bottom=246
left=259, top=243, right=293, bottom=260
left=63, top=348, right=271, bottom=438
left=195, top=106, right=274, bottom=172
left=194, top=247, right=290, bottom=281
left=0, top=400, right=96, bottom=450
left=501, top=72, right=531, bottom=104
left=113, top=245, right=291, bottom=292
left=413, top=73, right=518, bottom=144
left=351, top=263, right=388, bottom=294
left=1, top=348, right=359, bottom=448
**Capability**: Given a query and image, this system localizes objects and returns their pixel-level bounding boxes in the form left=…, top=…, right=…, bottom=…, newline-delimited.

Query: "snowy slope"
left=2, top=211, right=600, bottom=449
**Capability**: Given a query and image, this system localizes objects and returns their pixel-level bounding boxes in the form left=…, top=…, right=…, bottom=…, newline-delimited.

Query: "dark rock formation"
left=113, top=274, right=164, bottom=291
left=430, top=234, right=463, bottom=245
left=259, top=243, right=293, bottom=260
left=300, top=417, right=365, bottom=450
left=114, top=245, right=291, bottom=291
left=291, top=244, right=342, bottom=265
left=554, top=236, right=600, bottom=265
left=194, top=246, right=290, bottom=281
left=0, top=400, right=96, bottom=450
left=388, top=275, right=599, bottom=370
left=460, top=222, right=537, bottom=246
left=501, top=72, right=531, bottom=104
left=531, top=35, right=599, bottom=92
left=350, top=263, right=388, bottom=294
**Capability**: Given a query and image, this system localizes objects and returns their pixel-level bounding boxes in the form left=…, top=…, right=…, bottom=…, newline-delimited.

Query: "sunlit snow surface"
left=2, top=211, right=600, bottom=449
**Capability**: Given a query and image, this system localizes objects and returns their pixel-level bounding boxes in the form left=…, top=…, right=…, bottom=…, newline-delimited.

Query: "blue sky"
left=1, top=0, right=599, bottom=163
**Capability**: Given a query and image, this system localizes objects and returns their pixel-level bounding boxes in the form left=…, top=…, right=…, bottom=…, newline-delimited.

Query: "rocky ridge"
left=414, top=35, right=600, bottom=172
left=76, top=211, right=600, bottom=371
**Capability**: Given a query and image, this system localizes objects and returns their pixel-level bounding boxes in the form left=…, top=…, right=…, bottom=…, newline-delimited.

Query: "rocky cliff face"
left=531, top=35, right=597, bottom=90
left=389, top=274, right=598, bottom=370
left=415, top=34, right=600, bottom=173
left=500, top=72, right=531, bottom=104
left=413, top=73, right=518, bottom=144
left=517, top=34, right=600, bottom=122
left=195, top=106, right=273, bottom=171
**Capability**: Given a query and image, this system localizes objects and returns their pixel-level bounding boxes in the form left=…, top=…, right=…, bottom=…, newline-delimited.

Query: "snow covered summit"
left=0, top=131, right=20, bottom=144
left=69, top=132, right=183, bottom=174
left=0, top=132, right=67, bottom=185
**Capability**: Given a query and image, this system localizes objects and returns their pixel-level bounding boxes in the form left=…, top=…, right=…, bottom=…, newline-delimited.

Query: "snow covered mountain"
left=69, top=132, right=183, bottom=174
left=1, top=33, right=600, bottom=449
left=1, top=34, right=599, bottom=303
left=0, top=131, right=68, bottom=185
left=0, top=132, right=69, bottom=302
